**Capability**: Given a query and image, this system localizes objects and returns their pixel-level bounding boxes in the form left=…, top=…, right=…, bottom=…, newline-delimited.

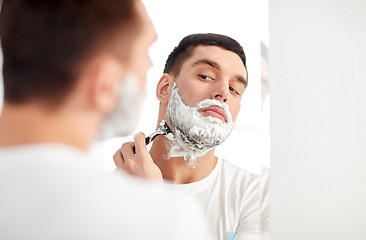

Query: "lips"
left=199, top=106, right=226, bottom=122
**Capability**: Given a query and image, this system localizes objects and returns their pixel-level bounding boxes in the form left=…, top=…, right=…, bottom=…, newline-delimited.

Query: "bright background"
left=90, top=0, right=270, bottom=174
left=270, top=0, right=366, bottom=239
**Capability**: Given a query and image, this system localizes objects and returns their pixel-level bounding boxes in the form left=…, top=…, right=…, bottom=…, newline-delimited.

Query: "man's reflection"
left=114, top=33, right=269, bottom=240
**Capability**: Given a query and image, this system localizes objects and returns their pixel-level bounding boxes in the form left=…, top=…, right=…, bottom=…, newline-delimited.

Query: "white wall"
left=270, top=0, right=366, bottom=239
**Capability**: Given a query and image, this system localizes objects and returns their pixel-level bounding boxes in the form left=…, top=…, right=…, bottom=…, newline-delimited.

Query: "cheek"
left=177, top=91, right=195, bottom=107
left=176, top=82, right=215, bottom=107
left=174, top=80, right=198, bottom=107
left=180, top=88, right=211, bottom=108
left=229, top=102, right=241, bottom=122
left=128, top=54, right=151, bottom=94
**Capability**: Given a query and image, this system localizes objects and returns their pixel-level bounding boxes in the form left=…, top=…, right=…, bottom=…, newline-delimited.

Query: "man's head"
left=0, top=0, right=156, bottom=140
left=163, top=33, right=247, bottom=79
left=156, top=33, right=248, bottom=165
left=98, top=1, right=157, bottom=138
left=0, top=0, right=142, bottom=108
left=158, top=33, right=248, bottom=123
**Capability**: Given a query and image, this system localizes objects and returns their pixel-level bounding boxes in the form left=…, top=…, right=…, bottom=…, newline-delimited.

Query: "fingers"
left=113, top=132, right=149, bottom=171
left=112, top=132, right=163, bottom=181
left=113, top=148, right=124, bottom=169
left=113, top=142, right=134, bottom=169
left=134, top=132, right=147, bottom=155
left=121, top=141, right=135, bottom=159
left=121, top=141, right=141, bottom=174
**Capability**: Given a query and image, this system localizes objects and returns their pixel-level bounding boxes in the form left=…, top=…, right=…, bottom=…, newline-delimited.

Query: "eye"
left=199, top=75, right=214, bottom=81
left=229, top=86, right=240, bottom=95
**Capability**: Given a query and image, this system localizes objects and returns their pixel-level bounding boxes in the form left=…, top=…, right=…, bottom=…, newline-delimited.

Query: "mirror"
left=92, top=0, right=271, bottom=175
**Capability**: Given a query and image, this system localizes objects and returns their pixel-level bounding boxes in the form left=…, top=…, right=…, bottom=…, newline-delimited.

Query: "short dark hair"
left=0, top=0, right=140, bottom=106
left=164, top=33, right=247, bottom=77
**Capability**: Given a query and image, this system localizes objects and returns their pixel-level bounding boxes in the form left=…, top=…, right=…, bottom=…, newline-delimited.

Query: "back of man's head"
left=0, top=0, right=140, bottom=108
left=163, top=33, right=247, bottom=77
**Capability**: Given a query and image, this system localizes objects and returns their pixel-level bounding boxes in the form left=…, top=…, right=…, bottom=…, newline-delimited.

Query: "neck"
left=0, top=103, right=98, bottom=151
left=149, top=135, right=218, bottom=184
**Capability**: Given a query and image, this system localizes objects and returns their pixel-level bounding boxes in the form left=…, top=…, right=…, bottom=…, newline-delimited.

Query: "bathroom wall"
left=270, top=0, right=366, bottom=239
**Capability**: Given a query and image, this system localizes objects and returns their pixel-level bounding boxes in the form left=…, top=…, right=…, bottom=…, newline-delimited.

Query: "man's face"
left=163, top=45, right=247, bottom=165
left=172, top=45, right=247, bottom=123
left=97, top=1, right=156, bottom=139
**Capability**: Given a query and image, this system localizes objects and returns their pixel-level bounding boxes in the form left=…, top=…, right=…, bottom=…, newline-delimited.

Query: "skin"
left=114, top=45, right=248, bottom=184
left=127, top=1, right=157, bottom=93
left=0, top=0, right=156, bottom=151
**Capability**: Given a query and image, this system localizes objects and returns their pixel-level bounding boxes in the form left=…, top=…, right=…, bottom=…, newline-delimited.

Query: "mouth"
left=198, top=106, right=226, bottom=123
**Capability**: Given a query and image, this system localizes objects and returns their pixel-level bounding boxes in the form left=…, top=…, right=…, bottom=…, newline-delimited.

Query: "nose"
left=214, top=93, right=227, bottom=102
left=212, top=81, right=229, bottom=103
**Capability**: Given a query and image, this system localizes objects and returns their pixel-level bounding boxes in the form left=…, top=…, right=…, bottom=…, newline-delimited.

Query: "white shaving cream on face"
left=166, top=84, right=234, bottom=167
left=99, top=73, right=144, bottom=139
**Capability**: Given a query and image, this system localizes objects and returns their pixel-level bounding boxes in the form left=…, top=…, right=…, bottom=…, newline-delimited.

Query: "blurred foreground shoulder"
left=0, top=145, right=211, bottom=240
left=104, top=169, right=213, bottom=239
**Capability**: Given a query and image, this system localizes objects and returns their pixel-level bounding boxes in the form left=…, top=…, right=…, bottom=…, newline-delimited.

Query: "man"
left=0, top=1, right=209, bottom=239
left=114, top=33, right=269, bottom=240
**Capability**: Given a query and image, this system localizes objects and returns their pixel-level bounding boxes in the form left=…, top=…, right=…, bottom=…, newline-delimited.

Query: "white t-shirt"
left=0, top=144, right=210, bottom=240
left=166, top=158, right=268, bottom=240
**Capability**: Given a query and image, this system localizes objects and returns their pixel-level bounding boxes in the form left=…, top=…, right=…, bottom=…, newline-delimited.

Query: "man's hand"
left=113, top=132, right=163, bottom=182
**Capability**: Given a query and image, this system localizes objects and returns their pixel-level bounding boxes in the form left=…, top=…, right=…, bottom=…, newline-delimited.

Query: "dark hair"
left=0, top=0, right=140, bottom=106
left=164, top=33, right=247, bottom=77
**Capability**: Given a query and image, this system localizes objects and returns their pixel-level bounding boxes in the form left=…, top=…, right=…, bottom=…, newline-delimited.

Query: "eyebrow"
left=192, top=58, right=248, bottom=86
left=192, top=58, right=221, bottom=70
left=236, top=75, right=248, bottom=87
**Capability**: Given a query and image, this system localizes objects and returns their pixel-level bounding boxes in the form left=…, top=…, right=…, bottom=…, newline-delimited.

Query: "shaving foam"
left=99, top=73, right=144, bottom=139
left=166, top=84, right=234, bottom=167
left=158, top=121, right=174, bottom=140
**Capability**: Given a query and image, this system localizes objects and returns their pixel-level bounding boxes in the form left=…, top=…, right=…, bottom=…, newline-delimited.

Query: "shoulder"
left=0, top=145, right=211, bottom=239
left=85, top=171, right=212, bottom=239
left=216, top=158, right=261, bottom=213
left=219, top=158, right=261, bottom=188
left=215, top=159, right=266, bottom=235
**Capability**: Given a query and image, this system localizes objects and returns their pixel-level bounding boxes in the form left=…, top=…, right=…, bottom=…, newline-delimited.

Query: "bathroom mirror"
left=91, top=0, right=270, bottom=175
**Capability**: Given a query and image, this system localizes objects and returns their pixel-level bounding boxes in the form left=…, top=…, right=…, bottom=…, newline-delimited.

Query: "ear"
left=156, top=73, right=173, bottom=104
left=87, top=56, right=125, bottom=115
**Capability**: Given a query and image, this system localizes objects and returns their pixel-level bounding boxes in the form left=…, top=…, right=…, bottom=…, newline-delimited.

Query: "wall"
left=270, top=0, right=366, bottom=239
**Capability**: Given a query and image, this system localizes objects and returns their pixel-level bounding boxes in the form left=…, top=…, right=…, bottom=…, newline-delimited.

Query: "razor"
left=133, top=120, right=174, bottom=154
